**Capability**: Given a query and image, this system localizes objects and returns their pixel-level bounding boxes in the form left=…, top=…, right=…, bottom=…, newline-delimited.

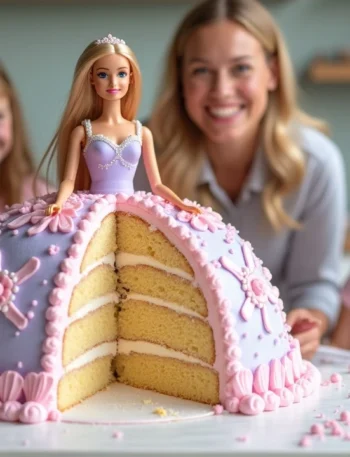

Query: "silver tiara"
left=95, top=34, right=125, bottom=45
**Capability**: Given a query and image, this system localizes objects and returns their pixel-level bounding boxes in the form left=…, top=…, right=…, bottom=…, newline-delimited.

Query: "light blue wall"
left=0, top=0, right=349, bottom=192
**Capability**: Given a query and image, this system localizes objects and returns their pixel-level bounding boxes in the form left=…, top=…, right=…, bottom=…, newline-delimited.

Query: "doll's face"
left=91, top=53, right=131, bottom=101
left=181, top=19, right=277, bottom=144
left=0, top=95, right=13, bottom=163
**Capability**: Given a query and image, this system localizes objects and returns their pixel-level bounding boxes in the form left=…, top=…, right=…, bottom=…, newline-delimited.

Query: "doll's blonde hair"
left=0, top=63, right=36, bottom=206
left=149, top=0, right=328, bottom=231
left=38, top=40, right=141, bottom=191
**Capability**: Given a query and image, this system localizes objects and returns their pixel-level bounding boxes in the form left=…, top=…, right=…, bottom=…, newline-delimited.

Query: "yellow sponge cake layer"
left=119, top=300, right=214, bottom=364
left=69, top=264, right=118, bottom=315
left=58, top=354, right=115, bottom=411
left=115, top=353, right=219, bottom=405
left=116, top=213, right=193, bottom=275
left=81, top=214, right=117, bottom=271
left=119, top=265, right=207, bottom=317
left=63, top=303, right=118, bottom=366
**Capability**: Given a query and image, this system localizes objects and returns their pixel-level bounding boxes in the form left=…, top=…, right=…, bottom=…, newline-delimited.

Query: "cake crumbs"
left=168, top=408, right=179, bottom=416
left=236, top=435, right=248, bottom=443
left=298, top=436, right=312, bottom=447
left=142, top=399, right=153, bottom=405
left=112, top=431, right=124, bottom=440
left=153, top=407, right=167, bottom=417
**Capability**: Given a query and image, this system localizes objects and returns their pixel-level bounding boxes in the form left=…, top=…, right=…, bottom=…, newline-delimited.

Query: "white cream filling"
left=67, top=292, right=119, bottom=324
left=64, top=342, right=117, bottom=374
left=80, top=252, right=115, bottom=278
left=116, top=252, right=193, bottom=281
left=65, top=250, right=203, bottom=373
left=118, top=339, right=212, bottom=369
left=124, top=293, right=206, bottom=321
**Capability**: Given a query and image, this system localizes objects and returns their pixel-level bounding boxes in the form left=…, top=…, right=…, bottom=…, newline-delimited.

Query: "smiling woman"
left=145, top=0, right=347, bottom=360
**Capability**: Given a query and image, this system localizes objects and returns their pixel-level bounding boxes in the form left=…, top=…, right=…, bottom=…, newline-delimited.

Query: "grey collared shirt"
left=134, top=126, right=347, bottom=329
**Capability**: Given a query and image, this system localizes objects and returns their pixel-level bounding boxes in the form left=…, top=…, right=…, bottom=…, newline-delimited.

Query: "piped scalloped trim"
left=0, top=371, right=60, bottom=423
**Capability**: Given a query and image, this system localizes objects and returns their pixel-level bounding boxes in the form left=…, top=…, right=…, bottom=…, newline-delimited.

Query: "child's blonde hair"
left=0, top=63, right=36, bottom=205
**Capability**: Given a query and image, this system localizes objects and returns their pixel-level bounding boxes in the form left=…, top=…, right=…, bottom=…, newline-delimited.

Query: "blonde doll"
left=38, top=34, right=199, bottom=216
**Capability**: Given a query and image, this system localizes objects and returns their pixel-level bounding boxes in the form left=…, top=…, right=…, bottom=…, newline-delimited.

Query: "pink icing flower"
left=48, top=245, right=60, bottom=256
left=0, top=202, right=32, bottom=222
left=177, top=202, right=225, bottom=232
left=0, top=251, right=40, bottom=330
left=220, top=241, right=279, bottom=333
left=7, top=196, right=82, bottom=236
left=212, top=260, right=221, bottom=269
left=149, top=195, right=175, bottom=213
left=224, top=225, right=237, bottom=244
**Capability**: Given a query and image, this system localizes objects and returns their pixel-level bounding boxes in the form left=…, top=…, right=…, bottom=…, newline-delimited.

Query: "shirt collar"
left=198, top=146, right=268, bottom=195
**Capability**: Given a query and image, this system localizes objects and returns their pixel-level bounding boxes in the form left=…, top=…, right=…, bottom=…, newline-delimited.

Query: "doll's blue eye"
left=118, top=71, right=127, bottom=78
left=97, top=72, right=108, bottom=79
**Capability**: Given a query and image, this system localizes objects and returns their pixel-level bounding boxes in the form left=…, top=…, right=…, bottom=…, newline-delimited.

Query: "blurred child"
left=0, top=63, right=53, bottom=211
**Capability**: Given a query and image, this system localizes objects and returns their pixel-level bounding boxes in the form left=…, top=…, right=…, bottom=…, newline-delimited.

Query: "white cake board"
left=62, top=383, right=214, bottom=425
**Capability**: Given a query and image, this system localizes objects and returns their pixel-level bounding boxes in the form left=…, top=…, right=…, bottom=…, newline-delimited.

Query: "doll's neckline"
left=82, top=119, right=142, bottom=150
left=88, top=133, right=140, bottom=149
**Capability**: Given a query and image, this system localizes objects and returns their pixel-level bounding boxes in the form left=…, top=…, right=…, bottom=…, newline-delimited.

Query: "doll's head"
left=72, top=34, right=141, bottom=122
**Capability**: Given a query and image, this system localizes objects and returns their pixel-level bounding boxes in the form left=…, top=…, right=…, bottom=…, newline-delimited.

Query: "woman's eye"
left=118, top=71, right=127, bottom=78
left=97, top=72, right=108, bottom=79
left=232, top=64, right=251, bottom=75
left=192, top=67, right=209, bottom=76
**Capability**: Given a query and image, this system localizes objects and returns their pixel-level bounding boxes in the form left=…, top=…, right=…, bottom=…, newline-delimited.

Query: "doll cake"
left=0, top=191, right=320, bottom=423
left=0, top=33, right=320, bottom=424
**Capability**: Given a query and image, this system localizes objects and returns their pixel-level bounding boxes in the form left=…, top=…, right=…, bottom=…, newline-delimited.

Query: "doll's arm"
left=47, top=126, right=84, bottom=215
left=142, top=126, right=200, bottom=214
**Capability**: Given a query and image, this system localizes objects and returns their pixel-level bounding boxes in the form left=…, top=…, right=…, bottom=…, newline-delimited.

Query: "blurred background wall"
left=0, top=0, right=349, bottom=194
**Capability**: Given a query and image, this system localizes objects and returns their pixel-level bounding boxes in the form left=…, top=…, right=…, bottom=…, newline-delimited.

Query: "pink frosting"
left=299, top=436, right=312, bottom=447
left=23, top=372, right=54, bottom=403
left=0, top=401, right=22, bottom=421
left=239, top=394, right=265, bottom=415
left=230, top=369, right=253, bottom=398
left=224, top=397, right=239, bottom=413
left=253, top=364, right=269, bottom=394
left=0, top=371, right=23, bottom=402
left=269, top=359, right=285, bottom=390
left=310, top=423, right=324, bottom=436
left=19, top=402, right=48, bottom=424
left=340, top=410, right=350, bottom=422
left=213, top=404, right=224, bottom=415
left=279, top=387, right=294, bottom=407
left=330, top=373, right=342, bottom=383
left=262, top=391, right=280, bottom=411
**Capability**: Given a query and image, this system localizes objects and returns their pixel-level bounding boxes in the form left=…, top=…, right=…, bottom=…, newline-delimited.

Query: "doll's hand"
left=45, top=204, right=61, bottom=216
left=179, top=203, right=202, bottom=215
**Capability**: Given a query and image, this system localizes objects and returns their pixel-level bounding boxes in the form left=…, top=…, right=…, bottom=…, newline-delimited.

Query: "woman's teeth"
left=208, top=107, right=241, bottom=118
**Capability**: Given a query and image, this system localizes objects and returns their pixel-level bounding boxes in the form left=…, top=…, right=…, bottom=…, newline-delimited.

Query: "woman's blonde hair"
left=38, top=39, right=141, bottom=190
left=0, top=64, right=36, bottom=206
left=149, top=0, right=328, bottom=230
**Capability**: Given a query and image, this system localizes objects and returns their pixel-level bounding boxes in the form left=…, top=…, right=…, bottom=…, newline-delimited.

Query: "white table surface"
left=0, top=348, right=350, bottom=457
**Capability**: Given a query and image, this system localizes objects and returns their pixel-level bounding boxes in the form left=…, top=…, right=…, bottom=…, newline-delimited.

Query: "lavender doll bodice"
left=82, top=119, right=142, bottom=195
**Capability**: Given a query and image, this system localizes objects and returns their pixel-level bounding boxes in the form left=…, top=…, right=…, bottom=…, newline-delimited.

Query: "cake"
left=0, top=191, right=320, bottom=423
